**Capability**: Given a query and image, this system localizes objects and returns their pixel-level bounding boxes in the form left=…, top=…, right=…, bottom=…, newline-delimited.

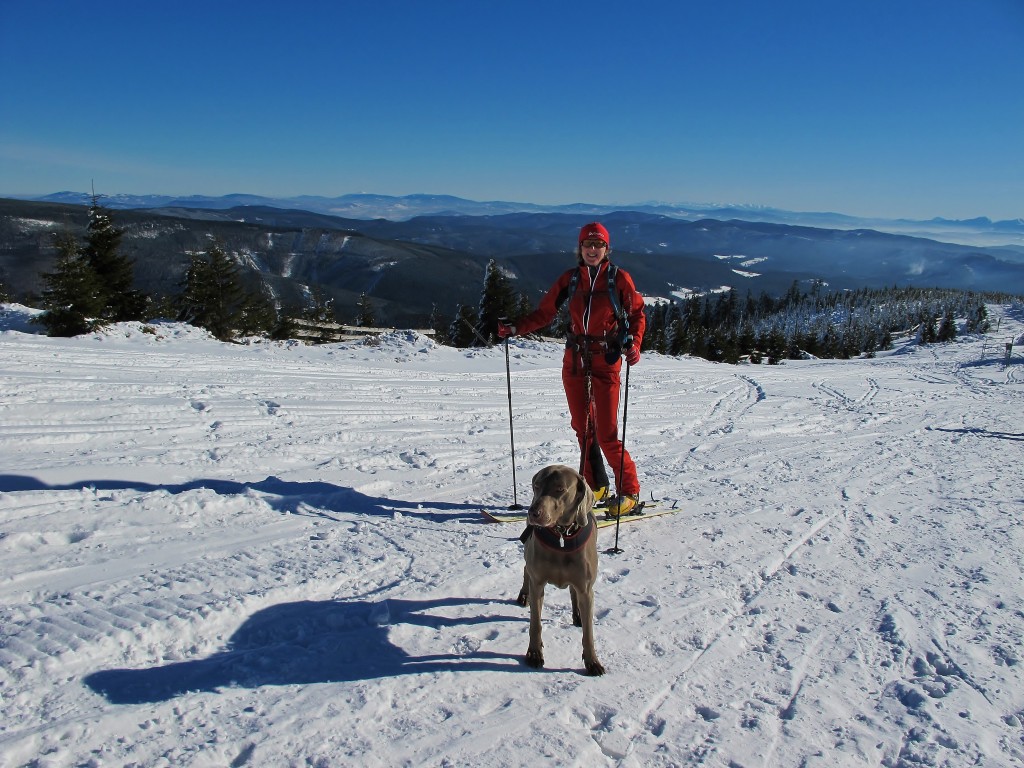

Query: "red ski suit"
left=514, top=260, right=646, bottom=495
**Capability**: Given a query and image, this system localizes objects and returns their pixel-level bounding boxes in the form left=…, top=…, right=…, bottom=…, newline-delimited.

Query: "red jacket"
left=516, top=261, right=646, bottom=350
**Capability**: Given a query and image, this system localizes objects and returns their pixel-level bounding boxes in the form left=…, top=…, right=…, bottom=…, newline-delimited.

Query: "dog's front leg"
left=569, top=585, right=582, bottom=627
left=525, top=577, right=545, bottom=668
left=516, top=566, right=529, bottom=607
left=576, top=586, right=605, bottom=676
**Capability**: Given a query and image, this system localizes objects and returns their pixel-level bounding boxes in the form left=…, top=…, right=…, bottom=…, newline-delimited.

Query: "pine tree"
left=428, top=303, right=450, bottom=344
left=475, top=259, right=520, bottom=345
left=735, top=321, right=756, bottom=359
left=936, top=309, right=957, bottom=342
left=354, top=292, right=376, bottom=327
left=82, top=194, right=147, bottom=322
left=644, top=303, right=666, bottom=354
left=177, top=240, right=248, bottom=341
left=36, top=232, right=106, bottom=336
left=878, top=328, right=894, bottom=351
left=301, top=286, right=337, bottom=343
left=918, top=312, right=938, bottom=345
left=760, top=326, right=787, bottom=365
left=667, top=313, right=687, bottom=356
left=304, top=286, right=336, bottom=325
left=270, top=309, right=299, bottom=341
left=236, top=287, right=278, bottom=338
left=965, top=303, right=990, bottom=333
left=448, top=304, right=478, bottom=348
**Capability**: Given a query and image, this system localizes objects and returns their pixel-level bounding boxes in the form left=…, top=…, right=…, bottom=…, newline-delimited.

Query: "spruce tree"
left=761, top=326, right=786, bottom=364
left=236, top=287, right=278, bottom=338
left=878, top=328, right=894, bottom=351
left=177, top=240, right=248, bottom=341
left=918, top=313, right=938, bottom=345
left=936, top=309, right=957, bottom=342
left=737, top=321, right=757, bottom=359
left=304, top=286, right=336, bottom=325
left=302, top=286, right=338, bottom=343
left=475, top=259, right=520, bottom=345
left=354, top=292, right=376, bottom=327
left=270, top=309, right=299, bottom=341
left=448, top=304, right=478, bottom=348
left=428, top=303, right=450, bottom=344
left=82, top=194, right=146, bottom=321
left=965, top=303, right=990, bottom=333
left=36, top=232, right=106, bottom=336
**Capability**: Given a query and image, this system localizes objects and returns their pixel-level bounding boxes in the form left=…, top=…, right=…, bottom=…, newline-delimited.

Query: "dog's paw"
left=583, top=656, right=606, bottom=676
left=525, top=649, right=545, bottom=668
left=516, top=589, right=528, bottom=607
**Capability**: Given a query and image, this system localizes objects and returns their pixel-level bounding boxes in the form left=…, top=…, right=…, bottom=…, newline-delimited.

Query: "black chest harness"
left=519, top=513, right=597, bottom=552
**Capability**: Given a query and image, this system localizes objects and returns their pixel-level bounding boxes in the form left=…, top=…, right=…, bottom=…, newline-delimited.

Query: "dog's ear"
left=573, top=472, right=596, bottom=525
left=532, top=467, right=548, bottom=494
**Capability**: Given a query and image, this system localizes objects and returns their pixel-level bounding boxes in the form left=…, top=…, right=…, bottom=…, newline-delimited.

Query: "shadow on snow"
left=0, top=474, right=491, bottom=522
left=929, top=426, right=1024, bottom=442
left=84, top=596, right=529, bottom=704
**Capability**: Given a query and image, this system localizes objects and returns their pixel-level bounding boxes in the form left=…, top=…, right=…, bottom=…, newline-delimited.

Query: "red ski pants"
left=561, top=348, right=640, bottom=496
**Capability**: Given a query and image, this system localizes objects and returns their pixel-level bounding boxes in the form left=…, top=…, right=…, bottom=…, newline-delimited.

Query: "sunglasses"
left=581, top=240, right=608, bottom=249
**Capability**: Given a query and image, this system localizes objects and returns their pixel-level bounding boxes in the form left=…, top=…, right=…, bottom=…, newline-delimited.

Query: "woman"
left=498, top=222, right=646, bottom=516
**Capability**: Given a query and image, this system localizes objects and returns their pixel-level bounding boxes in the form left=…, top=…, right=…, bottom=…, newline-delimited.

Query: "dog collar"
left=532, top=513, right=596, bottom=552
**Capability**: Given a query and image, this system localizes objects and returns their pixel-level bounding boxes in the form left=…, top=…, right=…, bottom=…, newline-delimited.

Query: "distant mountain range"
left=2, top=195, right=1023, bottom=328
left=20, top=191, right=1024, bottom=248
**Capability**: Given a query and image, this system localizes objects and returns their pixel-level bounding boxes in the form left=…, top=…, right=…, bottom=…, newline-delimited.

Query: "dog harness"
left=520, top=512, right=596, bottom=552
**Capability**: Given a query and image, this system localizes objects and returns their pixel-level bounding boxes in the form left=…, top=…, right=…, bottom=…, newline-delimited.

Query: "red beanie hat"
left=579, top=222, right=610, bottom=246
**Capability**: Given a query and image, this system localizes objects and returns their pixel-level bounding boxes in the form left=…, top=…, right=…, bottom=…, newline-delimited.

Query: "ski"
left=594, top=499, right=660, bottom=512
left=481, top=500, right=680, bottom=528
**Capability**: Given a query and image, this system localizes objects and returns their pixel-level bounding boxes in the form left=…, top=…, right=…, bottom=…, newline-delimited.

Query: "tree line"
left=7, top=200, right=1017, bottom=361
left=14, top=196, right=376, bottom=342
left=639, top=282, right=997, bottom=363
left=445, top=262, right=1007, bottom=364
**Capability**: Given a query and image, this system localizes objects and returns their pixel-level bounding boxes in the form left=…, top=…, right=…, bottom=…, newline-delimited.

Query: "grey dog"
left=516, top=464, right=604, bottom=676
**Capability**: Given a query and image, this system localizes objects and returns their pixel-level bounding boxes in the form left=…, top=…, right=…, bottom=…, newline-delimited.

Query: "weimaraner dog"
left=516, top=464, right=604, bottom=675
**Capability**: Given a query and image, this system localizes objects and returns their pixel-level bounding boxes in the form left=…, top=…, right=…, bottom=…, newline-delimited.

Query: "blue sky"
left=2, top=0, right=1022, bottom=220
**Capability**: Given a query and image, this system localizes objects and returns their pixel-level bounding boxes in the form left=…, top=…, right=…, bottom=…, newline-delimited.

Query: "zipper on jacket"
left=581, top=262, right=605, bottom=335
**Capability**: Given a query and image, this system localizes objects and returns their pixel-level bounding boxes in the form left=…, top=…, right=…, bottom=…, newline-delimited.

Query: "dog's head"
left=528, top=465, right=595, bottom=529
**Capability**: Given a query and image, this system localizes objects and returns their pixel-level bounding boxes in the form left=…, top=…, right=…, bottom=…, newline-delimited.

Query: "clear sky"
left=2, top=0, right=1022, bottom=220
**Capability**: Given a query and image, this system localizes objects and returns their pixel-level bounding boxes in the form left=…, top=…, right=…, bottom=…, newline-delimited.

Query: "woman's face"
left=580, top=239, right=608, bottom=266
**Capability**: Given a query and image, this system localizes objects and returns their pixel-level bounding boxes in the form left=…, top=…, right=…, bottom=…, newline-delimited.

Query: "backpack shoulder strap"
left=557, top=267, right=582, bottom=312
left=606, top=263, right=625, bottom=322
left=565, top=263, right=626, bottom=327
left=568, top=267, right=581, bottom=301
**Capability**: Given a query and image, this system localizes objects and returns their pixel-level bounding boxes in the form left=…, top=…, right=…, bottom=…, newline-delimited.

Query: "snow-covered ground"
left=1, top=303, right=1023, bottom=767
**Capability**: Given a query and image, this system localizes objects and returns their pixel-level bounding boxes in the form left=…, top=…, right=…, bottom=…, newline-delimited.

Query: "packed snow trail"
left=1, top=305, right=1023, bottom=767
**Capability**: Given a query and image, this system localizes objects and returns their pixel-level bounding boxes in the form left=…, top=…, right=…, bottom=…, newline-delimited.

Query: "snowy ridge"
left=1, top=304, right=1023, bottom=766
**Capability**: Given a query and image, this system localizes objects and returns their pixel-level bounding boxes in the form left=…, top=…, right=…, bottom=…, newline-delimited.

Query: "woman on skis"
left=498, top=222, right=646, bottom=517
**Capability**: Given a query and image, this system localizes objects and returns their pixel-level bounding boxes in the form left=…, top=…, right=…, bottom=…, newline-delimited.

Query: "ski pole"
left=606, top=357, right=631, bottom=555
left=504, top=336, right=524, bottom=510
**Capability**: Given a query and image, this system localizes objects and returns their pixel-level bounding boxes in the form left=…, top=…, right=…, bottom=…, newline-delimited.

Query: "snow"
left=11, top=219, right=61, bottom=232
left=2, top=302, right=1023, bottom=767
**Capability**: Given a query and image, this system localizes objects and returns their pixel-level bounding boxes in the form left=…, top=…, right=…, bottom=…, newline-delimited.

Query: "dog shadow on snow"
left=84, top=596, right=530, bottom=705
left=0, top=474, right=489, bottom=523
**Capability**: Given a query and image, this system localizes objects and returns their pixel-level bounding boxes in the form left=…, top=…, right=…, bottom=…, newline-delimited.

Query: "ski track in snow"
left=0, top=306, right=1023, bottom=767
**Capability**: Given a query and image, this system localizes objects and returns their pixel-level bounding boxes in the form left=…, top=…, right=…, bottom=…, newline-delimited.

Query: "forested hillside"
left=2, top=197, right=1021, bottom=363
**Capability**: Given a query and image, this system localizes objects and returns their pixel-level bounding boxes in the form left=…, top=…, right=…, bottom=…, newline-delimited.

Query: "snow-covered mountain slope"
left=1, top=304, right=1022, bottom=766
